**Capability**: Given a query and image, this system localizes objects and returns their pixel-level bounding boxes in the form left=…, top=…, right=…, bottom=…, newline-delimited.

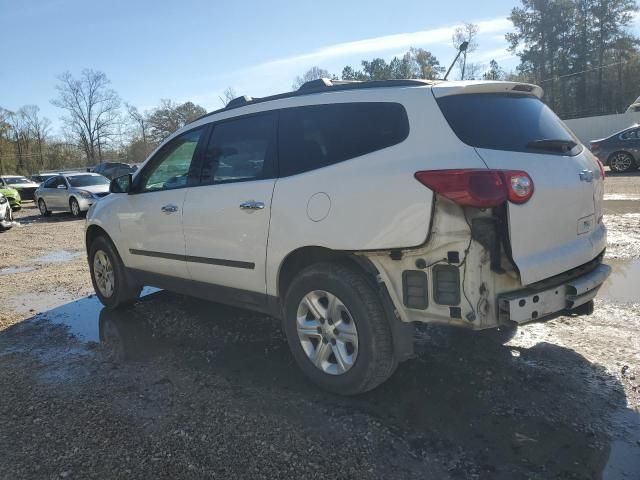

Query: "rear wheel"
left=38, top=198, right=51, bottom=217
left=70, top=198, right=82, bottom=217
left=89, top=235, right=141, bottom=309
left=608, top=152, right=636, bottom=173
left=283, top=262, right=396, bottom=395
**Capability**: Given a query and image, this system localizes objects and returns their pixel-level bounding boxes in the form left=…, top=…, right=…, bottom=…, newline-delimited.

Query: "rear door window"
left=436, top=93, right=581, bottom=155
left=200, top=112, right=277, bottom=185
left=43, top=177, right=58, bottom=188
left=279, top=102, right=409, bottom=177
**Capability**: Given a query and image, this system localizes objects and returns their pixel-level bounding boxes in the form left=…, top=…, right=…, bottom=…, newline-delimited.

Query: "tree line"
left=0, top=70, right=211, bottom=176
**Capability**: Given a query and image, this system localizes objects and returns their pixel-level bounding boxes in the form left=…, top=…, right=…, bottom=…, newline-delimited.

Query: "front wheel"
left=609, top=152, right=636, bottom=173
left=89, top=236, right=141, bottom=309
left=70, top=198, right=82, bottom=217
left=283, top=262, right=396, bottom=395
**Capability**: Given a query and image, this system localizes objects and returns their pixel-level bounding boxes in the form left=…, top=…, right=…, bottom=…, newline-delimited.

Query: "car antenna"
left=444, top=41, right=469, bottom=81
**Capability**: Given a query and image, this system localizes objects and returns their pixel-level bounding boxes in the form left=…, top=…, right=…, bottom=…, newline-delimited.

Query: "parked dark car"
left=91, top=162, right=137, bottom=180
left=31, top=173, right=58, bottom=184
left=590, top=125, right=640, bottom=173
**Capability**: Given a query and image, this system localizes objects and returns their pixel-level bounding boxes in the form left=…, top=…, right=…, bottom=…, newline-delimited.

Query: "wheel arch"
left=277, top=246, right=374, bottom=300
left=86, top=224, right=116, bottom=256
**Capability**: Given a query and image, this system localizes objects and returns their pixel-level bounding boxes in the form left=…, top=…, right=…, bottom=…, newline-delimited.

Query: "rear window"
left=436, top=93, right=580, bottom=155
left=67, top=175, right=109, bottom=187
left=279, top=102, right=409, bottom=177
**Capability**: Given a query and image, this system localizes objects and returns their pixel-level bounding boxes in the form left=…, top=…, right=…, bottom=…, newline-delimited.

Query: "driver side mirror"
left=110, top=174, right=132, bottom=193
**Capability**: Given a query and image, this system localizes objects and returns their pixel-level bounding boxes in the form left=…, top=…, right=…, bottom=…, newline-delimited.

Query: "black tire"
left=283, top=262, right=397, bottom=395
left=38, top=198, right=51, bottom=217
left=608, top=151, right=636, bottom=173
left=70, top=197, right=82, bottom=217
left=89, top=235, right=141, bottom=309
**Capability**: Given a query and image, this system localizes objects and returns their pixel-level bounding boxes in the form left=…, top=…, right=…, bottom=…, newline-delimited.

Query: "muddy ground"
left=0, top=172, right=639, bottom=479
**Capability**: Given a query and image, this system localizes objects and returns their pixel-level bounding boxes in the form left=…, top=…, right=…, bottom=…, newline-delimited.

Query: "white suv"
left=86, top=79, right=610, bottom=394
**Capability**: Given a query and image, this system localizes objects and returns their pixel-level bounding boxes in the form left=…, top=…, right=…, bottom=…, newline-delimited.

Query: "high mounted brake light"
left=414, top=169, right=534, bottom=208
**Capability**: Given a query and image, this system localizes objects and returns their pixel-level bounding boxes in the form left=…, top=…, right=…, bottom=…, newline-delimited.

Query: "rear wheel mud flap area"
left=498, top=264, right=611, bottom=324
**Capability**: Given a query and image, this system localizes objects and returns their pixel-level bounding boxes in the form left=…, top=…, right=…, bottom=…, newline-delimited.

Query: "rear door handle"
left=161, top=204, right=179, bottom=214
left=239, top=200, right=265, bottom=211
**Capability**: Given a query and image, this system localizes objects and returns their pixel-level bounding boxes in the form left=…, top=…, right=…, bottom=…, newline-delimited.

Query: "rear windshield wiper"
left=526, top=139, right=577, bottom=153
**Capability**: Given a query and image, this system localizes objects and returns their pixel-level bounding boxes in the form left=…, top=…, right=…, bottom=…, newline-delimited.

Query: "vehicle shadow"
left=4, top=290, right=639, bottom=479
left=604, top=167, right=640, bottom=177
left=15, top=210, right=83, bottom=225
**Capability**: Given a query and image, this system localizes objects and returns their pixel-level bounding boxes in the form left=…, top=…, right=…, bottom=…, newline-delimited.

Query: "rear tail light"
left=415, top=169, right=534, bottom=208
left=596, top=159, right=606, bottom=179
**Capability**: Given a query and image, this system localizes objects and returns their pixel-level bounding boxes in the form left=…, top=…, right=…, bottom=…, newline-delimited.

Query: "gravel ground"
left=1, top=175, right=639, bottom=479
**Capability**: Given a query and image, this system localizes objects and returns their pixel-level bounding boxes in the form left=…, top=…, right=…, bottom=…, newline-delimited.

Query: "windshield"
left=436, top=93, right=581, bottom=155
left=4, top=176, right=31, bottom=184
left=67, top=175, right=110, bottom=187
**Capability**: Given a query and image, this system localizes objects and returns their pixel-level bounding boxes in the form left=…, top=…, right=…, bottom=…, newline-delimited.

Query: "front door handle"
left=239, top=200, right=265, bottom=211
left=161, top=204, right=179, bottom=214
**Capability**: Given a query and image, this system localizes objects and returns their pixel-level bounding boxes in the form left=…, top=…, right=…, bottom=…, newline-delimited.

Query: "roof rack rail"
left=226, top=95, right=253, bottom=109
left=191, top=78, right=434, bottom=124
left=298, top=77, right=432, bottom=93
left=298, top=78, right=362, bottom=91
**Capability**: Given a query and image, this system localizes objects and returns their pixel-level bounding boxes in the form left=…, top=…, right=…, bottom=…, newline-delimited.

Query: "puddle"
left=33, top=250, right=82, bottom=263
left=38, top=295, right=105, bottom=342
left=0, top=266, right=35, bottom=275
left=43, top=287, right=160, bottom=342
left=600, top=259, right=640, bottom=304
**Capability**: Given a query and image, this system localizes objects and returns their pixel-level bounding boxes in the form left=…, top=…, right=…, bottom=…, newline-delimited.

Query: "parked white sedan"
left=35, top=173, right=110, bottom=217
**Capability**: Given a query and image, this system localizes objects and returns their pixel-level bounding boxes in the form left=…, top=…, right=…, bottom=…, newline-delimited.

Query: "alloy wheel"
left=296, top=290, right=359, bottom=375
left=610, top=153, right=633, bottom=172
left=38, top=199, right=47, bottom=215
left=93, top=250, right=115, bottom=298
left=71, top=199, right=80, bottom=216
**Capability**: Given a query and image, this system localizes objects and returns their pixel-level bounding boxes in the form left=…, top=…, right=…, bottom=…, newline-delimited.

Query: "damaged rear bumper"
left=498, top=263, right=611, bottom=324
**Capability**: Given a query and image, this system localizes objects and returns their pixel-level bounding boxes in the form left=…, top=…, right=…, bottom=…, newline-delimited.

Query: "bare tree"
left=52, top=69, right=122, bottom=164
left=146, top=99, right=206, bottom=143
left=126, top=104, right=150, bottom=145
left=292, top=67, right=333, bottom=90
left=7, top=109, right=30, bottom=172
left=22, top=105, right=51, bottom=170
left=452, top=23, right=479, bottom=80
left=219, top=87, right=237, bottom=106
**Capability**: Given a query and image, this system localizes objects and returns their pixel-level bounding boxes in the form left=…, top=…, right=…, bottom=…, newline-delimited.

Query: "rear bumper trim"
left=498, top=263, right=611, bottom=324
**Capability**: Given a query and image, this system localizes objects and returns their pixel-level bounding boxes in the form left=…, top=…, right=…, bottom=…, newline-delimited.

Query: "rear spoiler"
left=431, top=81, right=543, bottom=99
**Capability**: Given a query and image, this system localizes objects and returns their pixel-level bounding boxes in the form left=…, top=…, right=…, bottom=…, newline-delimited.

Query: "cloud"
left=257, top=18, right=512, bottom=70
left=475, top=47, right=516, bottom=64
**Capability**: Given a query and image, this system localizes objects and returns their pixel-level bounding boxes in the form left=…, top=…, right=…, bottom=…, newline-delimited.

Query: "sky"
left=2, top=0, right=639, bottom=132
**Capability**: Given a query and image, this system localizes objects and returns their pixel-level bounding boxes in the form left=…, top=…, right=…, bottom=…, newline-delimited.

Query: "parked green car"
left=0, top=187, right=21, bottom=211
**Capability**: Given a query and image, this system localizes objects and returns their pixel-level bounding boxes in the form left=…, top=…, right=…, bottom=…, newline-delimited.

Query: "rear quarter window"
left=279, top=102, right=409, bottom=177
left=436, top=93, right=580, bottom=155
